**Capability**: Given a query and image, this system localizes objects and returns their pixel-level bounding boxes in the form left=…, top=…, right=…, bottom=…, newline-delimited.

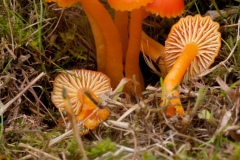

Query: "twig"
left=49, top=128, right=74, bottom=146
left=117, top=94, right=154, bottom=122
left=19, top=143, right=60, bottom=160
left=46, top=8, right=64, bottom=39
left=0, top=72, right=46, bottom=115
left=19, top=154, right=32, bottom=160
left=49, top=108, right=98, bottom=146
left=21, top=70, right=57, bottom=125
left=176, top=132, right=214, bottom=148
left=62, top=87, right=88, bottom=160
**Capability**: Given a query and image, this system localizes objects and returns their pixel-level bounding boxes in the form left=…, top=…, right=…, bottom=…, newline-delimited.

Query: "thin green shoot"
left=1, top=58, right=13, bottom=73
left=220, top=80, right=240, bottom=97
left=191, top=87, right=208, bottom=117
left=211, top=0, right=224, bottom=18
left=33, top=0, right=44, bottom=51
left=221, top=38, right=232, bottom=51
left=194, top=1, right=201, bottom=15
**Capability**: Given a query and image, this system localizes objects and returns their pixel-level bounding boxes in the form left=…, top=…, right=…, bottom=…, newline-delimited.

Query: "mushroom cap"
left=145, top=0, right=184, bottom=18
left=107, top=0, right=153, bottom=11
left=164, top=14, right=221, bottom=82
left=51, top=69, right=111, bottom=115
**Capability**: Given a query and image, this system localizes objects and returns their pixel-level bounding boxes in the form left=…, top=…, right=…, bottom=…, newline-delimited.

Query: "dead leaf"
left=216, top=76, right=239, bottom=102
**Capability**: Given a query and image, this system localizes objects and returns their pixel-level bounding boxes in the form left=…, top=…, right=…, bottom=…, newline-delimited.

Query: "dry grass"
left=1, top=0, right=240, bottom=159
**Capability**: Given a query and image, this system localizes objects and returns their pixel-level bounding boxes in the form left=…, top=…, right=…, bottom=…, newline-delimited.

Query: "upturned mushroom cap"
left=108, top=0, right=153, bottom=11
left=76, top=88, right=110, bottom=130
left=145, top=0, right=184, bottom=18
left=164, top=14, right=221, bottom=82
left=76, top=103, right=110, bottom=130
left=51, top=69, right=111, bottom=115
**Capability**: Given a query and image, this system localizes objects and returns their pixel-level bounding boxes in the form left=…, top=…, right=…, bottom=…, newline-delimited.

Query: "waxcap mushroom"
left=108, top=0, right=153, bottom=11
left=164, top=14, right=221, bottom=82
left=51, top=69, right=111, bottom=115
left=161, top=14, right=221, bottom=117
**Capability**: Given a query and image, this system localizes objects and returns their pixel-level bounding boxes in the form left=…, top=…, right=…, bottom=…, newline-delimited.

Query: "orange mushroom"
left=162, top=14, right=221, bottom=116
left=51, top=69, right=111, bottom=129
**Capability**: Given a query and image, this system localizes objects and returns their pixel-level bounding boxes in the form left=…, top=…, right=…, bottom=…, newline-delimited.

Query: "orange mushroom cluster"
left=45, top=0, right=184, bottom=95
left=51, top=69, right=111, bottom=130
left=107, top=0, right=184, bottom=94
left=46, top=1, right=222, bottom=118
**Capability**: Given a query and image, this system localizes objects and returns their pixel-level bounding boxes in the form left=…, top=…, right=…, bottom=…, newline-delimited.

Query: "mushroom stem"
left=141, top=31, right=166, bottom=75
left=162, top=43, right=198, bottom=116
left=85, top=11, right=106, bottom=73
left=114, top=11, right=129, bottom=64
left=80, top=0, right=124, bottom=88
left=125, top=8, right=147, bottom=94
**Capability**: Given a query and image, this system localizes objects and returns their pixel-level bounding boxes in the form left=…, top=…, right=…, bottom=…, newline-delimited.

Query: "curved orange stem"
left=114, top=11, right=129, bottom=64
left=162, top=43, right=198, bottom=116
left=80, top=0, right=124, bottom=88
left=141, top=31, right=166, bottom=76
left=125, top=8, right=147, bottom=94
left=85, top=11, right=106, bottom=73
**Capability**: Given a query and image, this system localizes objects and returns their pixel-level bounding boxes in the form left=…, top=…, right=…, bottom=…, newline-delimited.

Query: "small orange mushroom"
left=51, top=69, right=111, bottom=129
left=162, top=14, right=221, bottom=116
